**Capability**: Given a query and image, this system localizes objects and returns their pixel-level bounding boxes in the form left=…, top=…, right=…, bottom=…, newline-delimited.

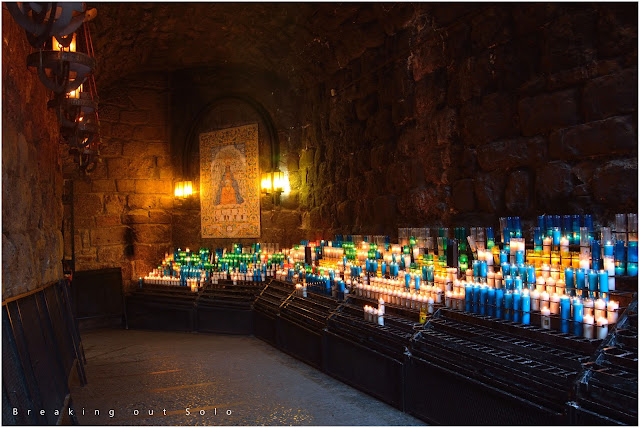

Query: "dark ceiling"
left=88, top=2, right=417, bottom=89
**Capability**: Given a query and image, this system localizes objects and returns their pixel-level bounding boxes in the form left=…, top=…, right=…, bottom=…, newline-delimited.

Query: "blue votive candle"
left=495, top=288, right=504, bottom=319
left=465, top=283, right=472, bottom=312
left=628, top=241, right=638, bottom=263
left=521, top=291, right=531, bottom=325
left=472, top=260, right=480, bottom=279
left=473, top=283, right=480, bottom=313
left=560, top=295, right=571, bottom=334
left=588, top=270, right=598, bottom=298
left=527, top=265, right=536, bottom=285
left=518, top=264, right=527, bottom=280
left=534, top=227, right=543, bottom=248
left=405, top=273, right=411, bottom=290
left=615, top=262, right=626, bottom=276
left=487, top=287, right=496, bottom=318
left=598, top=269, right=608, bottom=297
left=565, top=268, right=574, bottom=296
left=504, top=291, right=513, bottom=321
left=415, top=275, right=421, bottom=291
left=500, top=251, right=509, bottom=265
left=505, top=275, right=513, bottom=291
left=501, top=262, right=510, bottom=276
left=513, top=290, right=521, bottom=323
left=573, top=298, right=584, bottom=337
left=480, top=286, right=488, bottom=316
left=514, top=276, right=523, bottom=292
left=615, top=241, right=626, bottom=262
left=516, top=250, right=525, bottom=265
left=480, top=261, right=488, bottom=278
left=553, top=227, right=561, bottom=247
left=604, top=241, right=614, bottom=257
left=576, top=269, right=586, bottom=297
left=628, top=262, right=638, bottom=277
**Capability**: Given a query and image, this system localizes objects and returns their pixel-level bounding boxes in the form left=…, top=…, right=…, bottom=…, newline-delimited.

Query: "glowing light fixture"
left=261, top=170, right=285, bottom=194
left=174, top=180, right=193, bottom=199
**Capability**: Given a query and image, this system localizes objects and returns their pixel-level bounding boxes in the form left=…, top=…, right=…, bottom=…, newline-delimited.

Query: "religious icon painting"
left=200, top=124, right=260, bottom=238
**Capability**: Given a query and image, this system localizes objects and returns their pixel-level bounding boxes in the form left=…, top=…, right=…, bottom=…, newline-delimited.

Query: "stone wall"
left=63, top=4, right=637, bottom=288
left=62, top=73, right=173, bottom=290
left=65, top=69, right=308, bottom=290
left=2, top=10, right=64, bottom=299
left=297, top=3, right=638, bottom=237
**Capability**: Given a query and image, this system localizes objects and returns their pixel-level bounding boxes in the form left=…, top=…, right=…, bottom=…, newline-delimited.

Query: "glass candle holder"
left=615, top=213, right=627, bottom=242
left=629, top=213, right=638, bottom=242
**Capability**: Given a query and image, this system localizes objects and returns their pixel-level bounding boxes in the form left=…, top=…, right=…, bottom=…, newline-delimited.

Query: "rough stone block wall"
left=62, top=74, right=173, bottom=290
left=2, top=10, right=64, bottom=299
left=298, top=3, right=637, bottom=237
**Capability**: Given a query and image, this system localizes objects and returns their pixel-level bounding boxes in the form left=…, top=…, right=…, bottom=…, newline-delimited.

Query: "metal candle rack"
left=406, top=307, right=599, bottom=424
left=571, top=299, right=638, bottom=425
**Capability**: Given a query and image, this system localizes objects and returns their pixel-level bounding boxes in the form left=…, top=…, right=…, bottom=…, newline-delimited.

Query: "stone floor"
left=70, top=329, right=424, bottom=426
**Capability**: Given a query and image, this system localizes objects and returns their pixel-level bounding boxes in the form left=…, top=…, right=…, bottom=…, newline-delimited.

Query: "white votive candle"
left=546, top=277, right=557, bottom=295
left=583, top=314, right=595, bottom=339
left=541, top=307, right=551, bottom=329
left=607, top=300, right=619, bottom=325
left=531, top=289, right=541, bottom=311
left=596, top=316, right=609, bottom=340
left=594, top=298, right=606, bottom=320
left=550, top=293, right=560, bottom=315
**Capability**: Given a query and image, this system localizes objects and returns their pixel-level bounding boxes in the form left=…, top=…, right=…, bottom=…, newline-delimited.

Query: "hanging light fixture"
left=8, top=2, right=102, bottom=175
left=6, top=3, right=97, bottom=49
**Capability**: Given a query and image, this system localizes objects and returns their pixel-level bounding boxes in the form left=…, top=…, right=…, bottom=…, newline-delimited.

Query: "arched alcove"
left=171, top=94, right=299, bottom=249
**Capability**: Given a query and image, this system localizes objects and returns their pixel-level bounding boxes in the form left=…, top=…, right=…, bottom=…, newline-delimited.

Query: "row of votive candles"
left=142, top=275, right=201, bottom=292
left=448, top=283, right=619, bottom=338
left=363, top=299, right=385, bottom=325
left=355, top=283, right=438, bottom=313
left=465, top=264, right=613, bottom=299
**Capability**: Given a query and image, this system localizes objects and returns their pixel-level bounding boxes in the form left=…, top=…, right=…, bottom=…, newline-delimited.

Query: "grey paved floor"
left=70, top=329, right=424, bottom=426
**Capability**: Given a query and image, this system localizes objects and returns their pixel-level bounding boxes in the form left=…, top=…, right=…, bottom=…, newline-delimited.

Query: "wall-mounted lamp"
left=261, top=170, right=289, bottom=206
left=174, top=180, right=194, bottom=199
left=261, top=171, right=284, bottom=194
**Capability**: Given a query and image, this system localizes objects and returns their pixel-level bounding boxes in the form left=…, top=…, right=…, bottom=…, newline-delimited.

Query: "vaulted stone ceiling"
left=89, top=2, right=417, bottom=89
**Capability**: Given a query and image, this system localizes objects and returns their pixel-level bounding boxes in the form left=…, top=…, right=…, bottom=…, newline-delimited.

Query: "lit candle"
left=550, top=293, right=560, bottom=315
left=607, top=300, right=619, bottom=325
left=573, top=298, right=584, bottom=337
left=504, top=291, right=513, bottom=321
left=487, top=287, right=496, bottom=318
left=583, top=314, right=595, bottom=339
left=556, top=278, right=565, bottom=296
left=495, top=287, right=504, bottom=319
left=575, top=269, right=586, bottom=297
left=513, top=289, right=521, bottom=323
left=583, top=298, right=594, bottom=318
left=536, top=276, right=546, bottom=292
left=541, top=307, right=551, bottom=329
left=588, top=270, right=598, bottom=299
left=560, top=295, right=571, bottom=333
left=541, top=264, right=550, bottom=279
left=596, top=317, right=609, bottom=340
left=560, top=236, right=570, bottom=255
left=546, top=277, right=556, bottom=295
left=521, top=290, right=531, bottom=325
left=594, top=298, right=606, bottom=320
left=531, top=289, right=540, bottom=311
